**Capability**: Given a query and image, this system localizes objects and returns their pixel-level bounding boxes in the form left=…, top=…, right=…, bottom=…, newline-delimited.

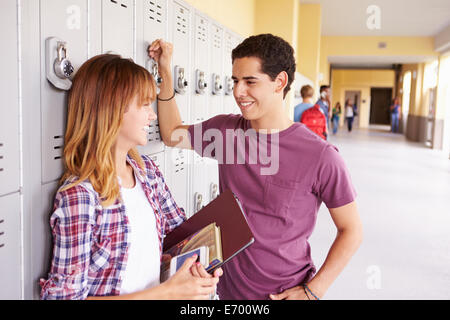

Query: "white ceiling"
left=301, top=0, right=450, bottom=37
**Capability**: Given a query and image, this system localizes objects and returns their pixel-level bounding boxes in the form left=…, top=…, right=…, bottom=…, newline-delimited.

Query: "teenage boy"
left=316, top=85, right=332, bottom=126
left=148, top=34, right=363, bottom=300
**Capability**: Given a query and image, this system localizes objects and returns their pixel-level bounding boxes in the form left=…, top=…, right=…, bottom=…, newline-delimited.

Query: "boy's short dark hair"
left=320, top=85, right=330, bottom=93
left=232, top=34, right=296, bottom=99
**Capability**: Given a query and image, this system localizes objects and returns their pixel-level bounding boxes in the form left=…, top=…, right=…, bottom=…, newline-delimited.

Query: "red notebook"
left=163, top=189, right=254, bottom=273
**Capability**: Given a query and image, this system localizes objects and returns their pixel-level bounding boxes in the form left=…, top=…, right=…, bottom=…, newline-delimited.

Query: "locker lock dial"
left=225, top=76, right=234, bottom=95
left=195, top=70, right=207, bottom=94
left=210, top=183, right=218, bottom=200
left=45, top=37, right=74, bottom=91
left=146, top=58, right=163, bottom=86
left=195, top=192, right=203, bottom=213
left=174, top=66, right=188, bottom=94
left=212, top=74, right=223, bottom=95
left=54, top=42, right=74, bottom=79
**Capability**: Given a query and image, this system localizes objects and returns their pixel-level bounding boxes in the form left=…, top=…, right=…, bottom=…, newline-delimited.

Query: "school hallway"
left=310, top=125, right=450, bottom=299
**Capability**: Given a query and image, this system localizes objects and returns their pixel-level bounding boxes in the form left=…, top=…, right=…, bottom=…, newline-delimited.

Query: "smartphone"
left=169, top=246, right=209, bottom=276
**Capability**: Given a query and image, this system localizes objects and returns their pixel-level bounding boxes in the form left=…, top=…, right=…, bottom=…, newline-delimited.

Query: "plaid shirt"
left=40, top=155, right=186, bottom=300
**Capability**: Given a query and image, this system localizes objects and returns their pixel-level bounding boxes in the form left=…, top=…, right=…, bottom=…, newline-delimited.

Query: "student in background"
left=390, top=97, right=401, bottom=133
left=294, top=85, right=314, bottom=122
left=331, top=102, right=342, bottom=135
left=300, top=103, right=328, bottom=140
left=40, top=54, right=221, bottom=300
left=316, top=85, right=332, bottom=127
left=345, top=99, right=355, bottom=132
left=150, top=34, right=362, bottom=300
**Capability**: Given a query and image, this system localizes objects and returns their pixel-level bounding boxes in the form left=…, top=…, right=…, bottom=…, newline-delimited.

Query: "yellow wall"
left=321, top=36, right=436, bottom=56
left=320, top=36, right=438, bottom=87
left=254, top=0, right=299, bottom=118
left=254, top=0, right=298, bottom=46
left=331, top=69, right=395, bottom=128
left=297, top=4, right=322, bottom=89
left=184, top=0, right=255, bottom=37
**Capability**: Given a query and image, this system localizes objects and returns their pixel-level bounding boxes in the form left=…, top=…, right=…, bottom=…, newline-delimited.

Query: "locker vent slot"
left=225, top=34, right=234, bottom=53
left=53, top=135, right=64, bottom=161
left=150, top=155, right=161, bottom=169
left=149, top=0, right=164, bottom=24
left=213, top=27, right=221, bottom=49
left=0, top=219, right=4, bottom=249
left=0, top=142, right=4, bottom=172
left=176, top=7, right=188, bottom=35
left=174, top=150, right=185, bottom=173
left=197, top=20, right=207, bottom=43
left=110, top=0, right=129, bottom=9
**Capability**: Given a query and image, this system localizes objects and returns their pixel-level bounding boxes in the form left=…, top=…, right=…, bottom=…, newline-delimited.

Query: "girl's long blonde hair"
left=61, top=54, right=156, bottom=206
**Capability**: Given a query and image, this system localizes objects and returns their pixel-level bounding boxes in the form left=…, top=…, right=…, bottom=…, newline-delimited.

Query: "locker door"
left=165, top=147, right=188, bottom=214
left=189, top=12, right=210, bottom=215
left=137, top=0, right=169, bottom=156
left=234, top=34, right=244, bottom=114
left=32, top=182, right=58, bottom=299
left=204, top=24, right=223, bottom=204
left=205, top=156, right=219, bottom=204
left=0, top=0, right=20, bottom=196
left=191, top=12, right=209, bottom=124
left=223, top=31, right=236, bottom=115
left=171, top=0, right=191, bottom=124
left=0, top=193, right=21, bottom=299
left=102, top=0, right=134, bottom=59
left=40, top=0, right=89, bottom=184
left=209, top=23, right=224, bottom=117
left=164, top=0, right=192, bottom=215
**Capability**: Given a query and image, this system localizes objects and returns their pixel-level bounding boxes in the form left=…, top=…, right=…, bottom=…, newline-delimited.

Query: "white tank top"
left=119, top=173, right=161, bottom=294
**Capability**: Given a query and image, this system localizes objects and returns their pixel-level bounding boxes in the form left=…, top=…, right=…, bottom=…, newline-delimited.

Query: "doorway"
left=344, top=91, right=361, bottom=128
left=370, top=88, right=392, bottom=125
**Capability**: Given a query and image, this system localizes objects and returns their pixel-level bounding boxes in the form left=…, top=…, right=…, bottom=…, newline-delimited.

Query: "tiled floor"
left=309, top=125, right=450, bottom=299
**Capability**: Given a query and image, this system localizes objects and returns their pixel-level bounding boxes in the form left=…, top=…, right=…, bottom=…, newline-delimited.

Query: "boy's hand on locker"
left=148, top=39, right=173, bottom=74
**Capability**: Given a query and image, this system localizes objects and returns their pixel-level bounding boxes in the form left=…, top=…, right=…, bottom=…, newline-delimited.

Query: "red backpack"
left=300, top=104, right=327, bottom=140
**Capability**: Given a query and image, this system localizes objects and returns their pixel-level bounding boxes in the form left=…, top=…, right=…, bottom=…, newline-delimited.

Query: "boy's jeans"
left=391, top=113, right=399, bottom=133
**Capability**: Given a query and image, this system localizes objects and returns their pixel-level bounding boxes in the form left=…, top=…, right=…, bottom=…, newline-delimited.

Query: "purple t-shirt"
left=188, top=114, right=356, bottom=300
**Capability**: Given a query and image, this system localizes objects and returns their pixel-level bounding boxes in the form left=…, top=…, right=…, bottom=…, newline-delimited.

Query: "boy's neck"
left=303, top=97, right=313, bottom=104
left=250, top=103, right=293, bottom=133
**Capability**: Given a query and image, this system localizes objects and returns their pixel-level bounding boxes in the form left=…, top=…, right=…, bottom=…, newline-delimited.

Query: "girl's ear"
left=274, top=71, right=288, bottom=95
